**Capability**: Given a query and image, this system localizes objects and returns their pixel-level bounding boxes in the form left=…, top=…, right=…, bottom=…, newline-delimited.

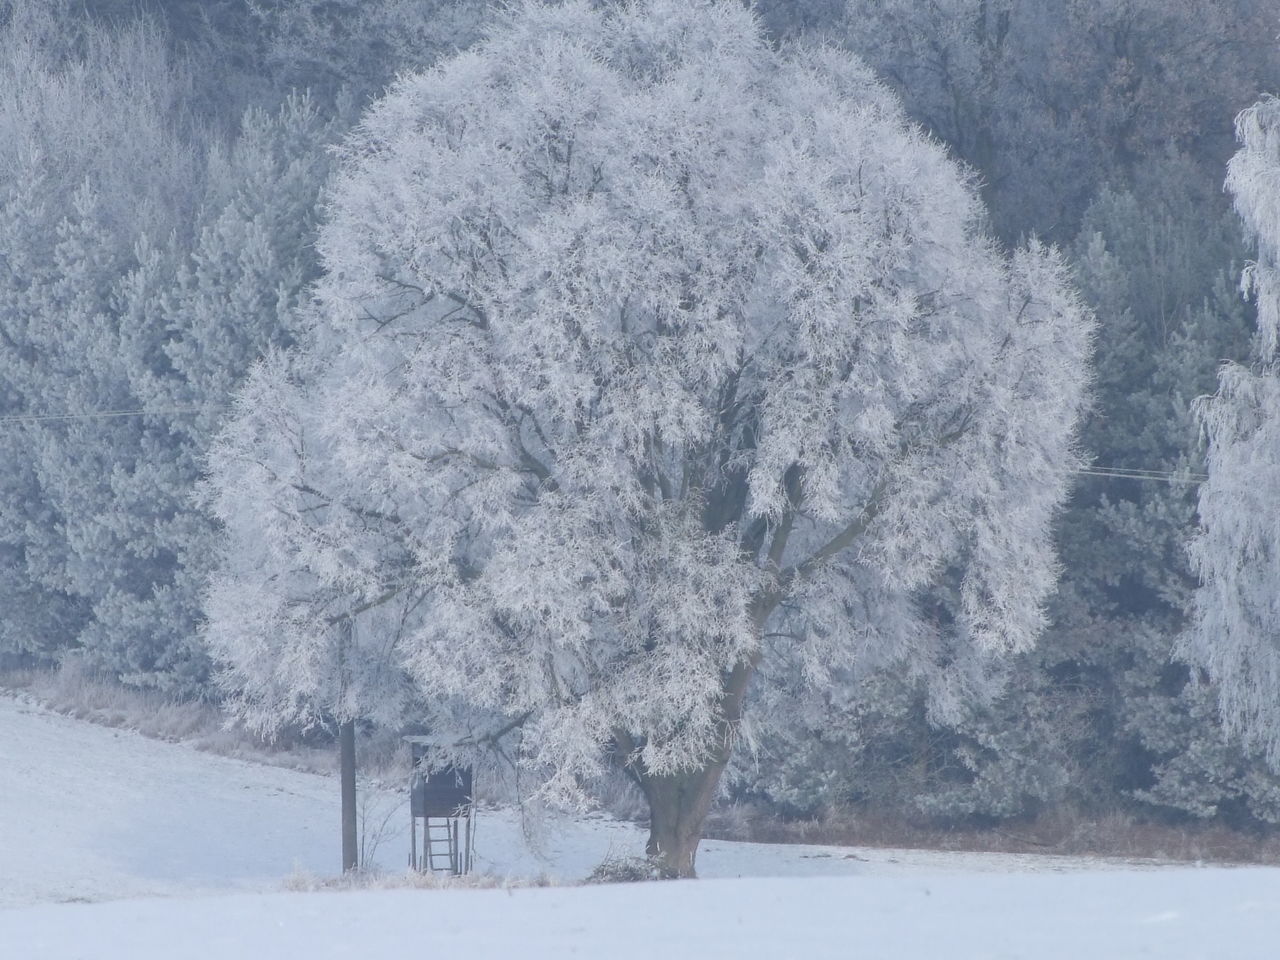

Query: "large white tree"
left=206, top=0, right=1093, bottom=877
left=1187, top=98, right=1280, bottom=766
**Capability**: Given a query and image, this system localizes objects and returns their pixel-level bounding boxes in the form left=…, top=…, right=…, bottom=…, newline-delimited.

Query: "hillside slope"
left=3, top=693, right=1279, bottom=958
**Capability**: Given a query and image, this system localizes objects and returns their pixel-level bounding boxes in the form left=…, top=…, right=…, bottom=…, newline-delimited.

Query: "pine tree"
left=85, top=92, right=346, bottom=690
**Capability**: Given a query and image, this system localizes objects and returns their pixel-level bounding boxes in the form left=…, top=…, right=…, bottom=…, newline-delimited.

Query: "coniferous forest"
left=6, top=0, right=1280, bottom=863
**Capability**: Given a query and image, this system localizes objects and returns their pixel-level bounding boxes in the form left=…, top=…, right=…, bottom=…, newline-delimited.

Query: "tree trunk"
left=339, top=719, right=358, bottom=873
left=640, top=761, right=729, bottom=879
left=635, top=653, right=759, bottom=878
left=629, top=611, right=770, bottom=878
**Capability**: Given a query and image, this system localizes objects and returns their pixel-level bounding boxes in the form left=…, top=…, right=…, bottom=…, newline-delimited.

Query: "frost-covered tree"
left=204, top=348, right=418, bottom=872
left=1187, top=98, right=1280, bottom=767
left=0, top=8, right=205, bottom=674
left=1048, top=171, right=1274, bottom=823
left=242, top=0, right=490, bottom=102
left=105, top=91, right=346, bottom=690
left=753, top=0, right=845, bottom=41
left=206, top=0, right=1093, bottom=876
left=839, top=0, right=1279, bottom=239
left=738, top=126, right=1280, bottom=829
left=1189, top=368, right=1280, bottom=764
left=0, top=5, right=340, bottom=691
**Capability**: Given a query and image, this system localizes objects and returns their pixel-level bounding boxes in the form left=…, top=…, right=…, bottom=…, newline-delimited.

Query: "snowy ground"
left=3, top=693, right=1279, bottom=958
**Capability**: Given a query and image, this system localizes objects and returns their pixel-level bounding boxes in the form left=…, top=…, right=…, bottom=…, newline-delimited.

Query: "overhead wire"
left=1075, top=466, right=1208, bottom=485
left=0, top=407, right=220, bottom=425
left=0, top=406, right=1215, bottom=486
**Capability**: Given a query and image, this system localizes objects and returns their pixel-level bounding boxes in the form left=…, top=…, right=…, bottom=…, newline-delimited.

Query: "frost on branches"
left=1187, top=98, right=1280, bottom=766
left=205, top=0, right=1093, bottom=877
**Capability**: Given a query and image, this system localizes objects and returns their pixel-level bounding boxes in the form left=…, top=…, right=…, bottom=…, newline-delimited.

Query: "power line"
left=0, top=407, right=219, bottom=425
left=1075, top=466, right=1208, bottom=485
left=1081, top=465, right=1194, bottom=478
left=0, top=409, right=1216, bottom=486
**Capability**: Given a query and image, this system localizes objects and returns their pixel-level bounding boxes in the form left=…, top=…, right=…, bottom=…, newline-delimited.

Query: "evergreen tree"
left=0, top=6, right=339, bottom=691
left=85, top=92, right=345, bottom=690
left=838, top=0, right=1279, bottom=240
left=0, top=9, right=202, bottom=672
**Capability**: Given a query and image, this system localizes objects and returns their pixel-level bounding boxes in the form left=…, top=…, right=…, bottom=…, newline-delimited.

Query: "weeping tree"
left=1188, top=98, right=1280, bottom=767
left=205, top=0, right=1093, bottom=877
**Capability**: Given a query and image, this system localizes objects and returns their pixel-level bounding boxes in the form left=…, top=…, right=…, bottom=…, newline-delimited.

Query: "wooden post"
left=340, top=719, right=358, bottom=873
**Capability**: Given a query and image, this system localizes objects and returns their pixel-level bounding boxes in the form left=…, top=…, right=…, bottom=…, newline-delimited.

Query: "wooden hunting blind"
left=405, top=738, right=475, bottom=875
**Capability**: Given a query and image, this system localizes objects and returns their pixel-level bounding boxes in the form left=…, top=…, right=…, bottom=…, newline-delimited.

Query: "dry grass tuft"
left=0, top=661, right=338, bottom=774
left=583, top=852, right=661, bottom=884
left=282, top=867, right=556, bottom=893
left=704, top=802, right=1280, bottom=866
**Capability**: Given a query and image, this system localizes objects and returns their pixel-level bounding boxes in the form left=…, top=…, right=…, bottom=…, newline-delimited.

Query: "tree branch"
left=452, top=711, right=533, bottom=749
left=324, top=584, right=409, bottom=626
left=787, top=479, right=889, bottom=584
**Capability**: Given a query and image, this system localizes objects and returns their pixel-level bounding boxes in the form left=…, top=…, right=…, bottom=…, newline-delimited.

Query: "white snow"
left=3, top=693, right=1279, bottom=958
left=7, top=870, right=1280, bottom=960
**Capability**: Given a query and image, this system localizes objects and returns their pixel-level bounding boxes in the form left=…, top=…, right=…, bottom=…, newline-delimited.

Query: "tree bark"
left=639, top=761, right=729, bottom=878
left=634, top=647, right=762, bottom=878
left=339, top=719, right=358, bottom=873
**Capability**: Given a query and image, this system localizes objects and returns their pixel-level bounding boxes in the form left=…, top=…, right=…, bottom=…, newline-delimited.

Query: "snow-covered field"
left=3, top=693, right=1278, bottom=958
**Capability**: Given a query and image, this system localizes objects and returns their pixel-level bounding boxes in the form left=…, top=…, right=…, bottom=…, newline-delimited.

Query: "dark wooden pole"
left=340, top=719, right=358, bottom=872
